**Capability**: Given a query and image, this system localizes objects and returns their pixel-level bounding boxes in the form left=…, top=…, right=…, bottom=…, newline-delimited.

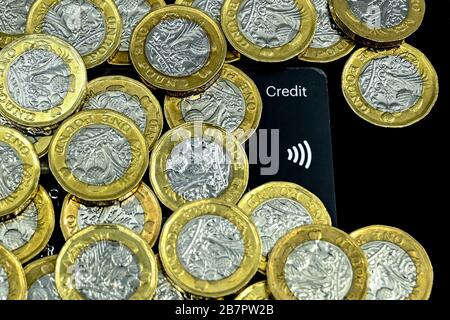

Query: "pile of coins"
left=0, top=0, right=436, bottom=300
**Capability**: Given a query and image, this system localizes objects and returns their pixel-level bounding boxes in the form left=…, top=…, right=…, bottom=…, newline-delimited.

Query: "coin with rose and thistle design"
left=130, top=5, right=226, bottom=95
left=55, top=224, right=158, bottom=300
left=350, top=225, right=433, bottom=300
left=342, top=44, right=438, bottom=127
left=48, top=110, right=148, bottom=204
left=83, top=75, right=163, bottom=150
left=27, top=0, right=122, bottom=68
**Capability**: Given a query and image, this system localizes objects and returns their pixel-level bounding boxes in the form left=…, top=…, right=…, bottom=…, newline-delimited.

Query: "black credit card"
left=242, top=67, right=337, bottom=225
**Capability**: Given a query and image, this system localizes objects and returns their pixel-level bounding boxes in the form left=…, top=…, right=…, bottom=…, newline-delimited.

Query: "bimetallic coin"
left=0, top=34, right=87, bottom=134
left=159, top=200, right=261, bottom=297
left=130, top=5, right=227, bottom=95
left=0, top=244, right=27, bottom=300
left=342, top=44, right=438, bottom=127
left=60, top=183, right=162, bottom=247
left=27, top=0, right=122, bottom=69
left=0, top=0, right=36, bottom=48
left=329, top=0, right=425, bottom=48
left=0, top=116, right=52, bottom=158
left=350, top=225, right=433, bottom=300
left=83, top=76, right=163, bottom=150
left=267, top=225, right=368, bottom=300
left=164, top=64, right=262, bottom=143
left=55, top=224, right=158, bottom=300
left=109, top=0, right=165, bottom=65
left=221, top=0, right=316, bottom=62
left=175, top=0, right=241, bottom=63
left=154, top=254, right=185, bottom=300
left=150, top=122, right=249, bottom=210
left=25, top=255, right=61, bottom=300
left=0, top=186, right=54, bottom=263
left=235, top=281, right=271, bottom=300
left=48, top=110, right=148, bottom=203
left=0, top=126, right=40, bottom=220
left=300, top=0, right=355, bottom=63
left=238, top=182, right=331, bottom=272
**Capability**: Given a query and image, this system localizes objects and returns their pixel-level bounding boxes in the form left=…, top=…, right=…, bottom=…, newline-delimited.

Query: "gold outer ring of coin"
left=109, top=0, right=166, bottom=65
left=174, top=0, right=241, bottom=63
left=238, top=181, right=331, bottom=273
left=235, top=281, right=271, bottom=300
left=342, top=44, right=439, bottom=127
left=33, top=136, right=53, bottom=158
left=55, top=224, right=158, bottom=300
left=27, top=0, right=123, bottom=69
left=0, top=244, right=27, bottom=300
left=164, top=64, right=262, bottom=143
left=24, top=255, right=59, bottom=298
left=159, top=199, right=261, bottom=298
left=149, top=122, right=249, bottom=210
left=60, top=182, right=162, bottom=248
left=300, top=31, right=355, bottom=63
left=329, top=0, right=425, bottom=48
left=267, top=224, right=368, bottom=300
left=130, top=5, right=227, bottom=95
left=2, top=185, right=55, bottom=263
left=350, top=225, right=433, bottom=300
left=0, top=126, right=40, bottom=220
left=48, top=110, right=149, bottom=203
left=84, top=75, right=164, bottom=150
left=0, top=34, right=87, bottom=132
left=221, top=0, right=316, bottom=62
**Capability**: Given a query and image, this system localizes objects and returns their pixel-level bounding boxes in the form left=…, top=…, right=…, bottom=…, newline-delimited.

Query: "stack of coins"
left=0, top=0, right=436, bottom=300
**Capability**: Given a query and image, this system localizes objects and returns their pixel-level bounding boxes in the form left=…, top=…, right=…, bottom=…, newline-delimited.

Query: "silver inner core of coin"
left=84, top=91, right=147, bottom=133
left=359, top=55, right=423, bottom=113
left=347, top=0, right=409, bottom=29
left=0, top=0, right=36, bottom=35
left=176, top=215, right=245, bottom=281
left=0, top=142, right=24, bottom=201
left=252, top=197, right=313, bottom=257
left=166, top=137, right=232, bottom=201
left=0, top=266, right=9, bottom=300
left=284, top=240, right=353, bottom=300
left=77, top=196, right=145, bottom=234
left=154, top=270, right=184, bottom=300
left=43, top=0, right=106, bottom=56
left=116, top=0, right=152, bottom=52
left=7, top=49, right=71, bottom=112
left=0, top=201, right=38, bottom=251
left=28, top=273, right=61, bottom=300
left=72, top=240, right=141, bottom=300
left=237, top=0, right=301, bottom=48
left=146, top=18, right=211, bottom=77
left=192, top=0, right=224, bottom=23
left=180, top=79, right=246, bottom=132
left=362, top=240, right=417, bottom=300
left=0, top=266, right=8, bottom=300
left=66, top=124, right=132, bottom=186
left=310, top=0, right=341, bottom=48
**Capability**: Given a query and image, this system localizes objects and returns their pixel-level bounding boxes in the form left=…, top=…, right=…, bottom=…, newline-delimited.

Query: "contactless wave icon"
left=287, top=140, right=312, bottom=169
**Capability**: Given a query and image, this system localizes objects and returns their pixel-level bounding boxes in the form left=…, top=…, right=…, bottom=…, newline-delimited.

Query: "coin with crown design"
left=342, top=44, right=438, bottom=127
left=55, top=224, right=158, bottom=300
left=164, top=64, right=262, bottom=143
left=159, top=199, right=261, bottom=298
left=0, top=34, right=87, bottom=134
left=130, top=5, right=227, bottom=96
left=48, top=110, right=148, bottom=204
left=350, top=225, right=433, bottom=300
left=27, top=0, right=123, bottom=68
